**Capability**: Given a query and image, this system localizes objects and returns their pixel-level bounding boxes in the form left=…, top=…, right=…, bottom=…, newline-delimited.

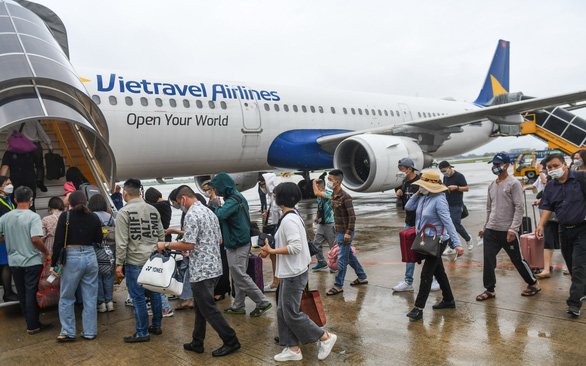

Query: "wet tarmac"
left=1, top=162, right=584, bottom=365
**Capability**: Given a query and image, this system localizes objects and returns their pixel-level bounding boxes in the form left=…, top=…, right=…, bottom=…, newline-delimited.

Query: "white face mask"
left=492, top=165, right=506, bottom=175
left=548, top=167, right=565, bottom=179
left=3, top=184, right=13, bottom=194
left=574, top=160, right=583, bottom=168
left=419, top=188, right=429, bottom=195
left=326, top=181, right=335, bottom=190
left=396, top=171, right=407, bottom=180
left=442, top=171, right=450, bottom=177
left=203, top=191, right=211, bottom=198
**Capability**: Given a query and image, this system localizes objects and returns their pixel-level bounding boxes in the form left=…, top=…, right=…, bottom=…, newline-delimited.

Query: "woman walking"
left=405, top=170, right=464, bottom=321
left=50, top=191, right=103, bottom=341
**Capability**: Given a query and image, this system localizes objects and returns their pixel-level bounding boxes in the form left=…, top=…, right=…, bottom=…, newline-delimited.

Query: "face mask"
left=261, top=188, right=267, bottom=194
left=203, top=191, right=211, bottom=198
left=419, top=188, right=429, bottom=195
left=442, top=171, right=450, bottom=177
left=492, top=165, right=506, bottom=175
left=548, top=167, right=565, bottom=179
left=3, top=184, right=13, bottom=194
left=396, top=171, right=407, bottom=180
left=326, top=181, right=335, bottom=190
left=172, top=203, right=181, bottom=210
left=574, top=160, right=583, bottom=168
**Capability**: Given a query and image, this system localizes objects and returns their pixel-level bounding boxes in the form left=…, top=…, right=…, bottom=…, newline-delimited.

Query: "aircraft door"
left=234, top=85, right=262, bottom=133
left=399, top=103, right=413, bottom=122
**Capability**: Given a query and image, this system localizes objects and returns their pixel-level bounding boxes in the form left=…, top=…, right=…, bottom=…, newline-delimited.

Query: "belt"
left=562, top=221, right=586, bottom=230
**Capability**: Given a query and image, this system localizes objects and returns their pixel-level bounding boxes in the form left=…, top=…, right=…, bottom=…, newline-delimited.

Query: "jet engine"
left=333, top=135, right=424, bottom=192
left=194, top=172, right=260, bottom=193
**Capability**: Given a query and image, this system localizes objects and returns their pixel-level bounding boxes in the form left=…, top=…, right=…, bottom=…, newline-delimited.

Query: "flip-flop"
left=175, top=303, right=194, bottom=311
left=350, top=278, right=368, bottom=286
left=27, top=323, right=53, bottom=335
left=521, top=286, right=541, bottom=296
left=476, top=291, right=496, bottom=301
left=57, top=335, right=76, bottom=342
left=326, top=287, right=343, bottom=296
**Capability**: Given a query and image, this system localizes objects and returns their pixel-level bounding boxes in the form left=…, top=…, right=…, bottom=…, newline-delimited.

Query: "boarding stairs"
left=520, top=108, right=586, bottom=155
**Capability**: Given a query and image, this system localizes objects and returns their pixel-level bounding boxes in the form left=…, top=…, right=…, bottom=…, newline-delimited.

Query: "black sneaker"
left=567, top=306, right=581, bottom=317
left=406, top=307, right=423, bottom=321
left=432, top=300, right=456, bottom=309
left=123, top=333, right=150, bottom=343
left=36, top=180, right=48, bottom=193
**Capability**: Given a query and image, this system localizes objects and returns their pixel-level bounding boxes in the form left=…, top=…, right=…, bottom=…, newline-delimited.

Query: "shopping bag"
left=137, top=250, right=183, bottom=295
left=300, top=289, right=327, bottom=327
left=36, top=260, right=60, bottom=308
left=327, top=243, right=357, bottom=271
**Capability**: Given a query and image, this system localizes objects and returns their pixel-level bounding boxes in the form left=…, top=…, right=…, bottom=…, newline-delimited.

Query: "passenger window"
left=274, top=104, right=280, bottom=112
left=390, top=110, right=394, bottom=116
left=302, top=106, right=307, bottom=113
left=293, top=105, right=298, bottom=112
left=196, top=100, right=203, bottom=109
left=418, top=112, right=422, bottom=118
left=319, top=106, right=324, bottom=113
left=358, top=108, right=363, bottom=115
left=125, top=96, right=133, bottom=106
left=423, top=112, right=427, bottom=118
left=310, top=106, right=316, bottom=113
left=343, top=107, right=348, bottom=114
left=365, top=109, right=369, bottom=116
left=221, top=101, right=227, bottom=110
left=183, top=99, right=190, bottom=108
left=169, top=99, right=177, bottom=108
left=284, top=104, right=289, bottom=112
left=384, top=110, right=388, bottom=116
left=331, top=107, right=335, bottom=114
left=396, top=110, right=400, bottom=116
left=92, top=95, right=101, bottom=105
left=209, top=101, right=215, bottom=109
left=351, top=108, right=356, bottom=115
left=372, top=109, right=376, bottom=116
left=108, top=96, right=117, bottom=105
left=264, top=103, right=270, bottom=111
left=155, top=98, right=163, bottom=107
left=140, top=97, right=148, bottom=107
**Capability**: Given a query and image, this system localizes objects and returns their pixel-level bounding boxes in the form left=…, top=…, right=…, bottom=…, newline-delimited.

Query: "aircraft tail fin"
left=474, top=39, right=510, bottom=106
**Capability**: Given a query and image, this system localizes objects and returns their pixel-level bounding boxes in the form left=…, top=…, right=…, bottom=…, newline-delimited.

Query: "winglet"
left=474, top=40, right=510, bottom=106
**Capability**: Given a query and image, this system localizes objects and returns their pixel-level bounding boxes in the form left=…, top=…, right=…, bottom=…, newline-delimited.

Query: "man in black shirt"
left=439, top=161, right=472, bottom=251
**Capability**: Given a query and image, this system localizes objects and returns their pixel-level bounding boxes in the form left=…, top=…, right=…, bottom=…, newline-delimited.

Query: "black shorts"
left=544, top=221, right=560, bottom=250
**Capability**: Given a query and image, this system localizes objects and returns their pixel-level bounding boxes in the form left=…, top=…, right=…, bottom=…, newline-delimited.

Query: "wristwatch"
left=164, top=242, right=170, bottom=249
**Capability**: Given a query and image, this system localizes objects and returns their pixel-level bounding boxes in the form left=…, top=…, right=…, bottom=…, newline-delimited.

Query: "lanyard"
left=0, top=196, right=14, bottom=211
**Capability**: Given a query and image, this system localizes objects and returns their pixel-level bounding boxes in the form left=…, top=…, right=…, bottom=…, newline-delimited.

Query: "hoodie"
left=210, top=173, right=251, bottom=249
left=262, top=172, right=282, bottom=224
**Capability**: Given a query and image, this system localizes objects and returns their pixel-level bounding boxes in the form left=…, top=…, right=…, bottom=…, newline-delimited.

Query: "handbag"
left=137, top=250, right=183, bottom=295
left=411, top=224, right=444, bottom=257
left=94, top=243, right=115, bottom=274
left=461, top=204, right=469, bottom=219
left=327, top=243, right=357, bottom=271
left=262, top=207, right=278, bottom=236
left=36, top=260, right=60, bottom=308
left=299, top=284, right=327, bottom=327
left=55, top=211, right=70, bottom=267
left=7, top=124, right=37, bottom=154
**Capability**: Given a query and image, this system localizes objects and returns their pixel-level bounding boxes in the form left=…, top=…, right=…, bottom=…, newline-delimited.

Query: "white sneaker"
left=106, top=301, right=115, bottom=312
left=274, top=347, right=303, bottom=361
left=97, top=302, right=107, bottom=313
left=431, top=278, right=440, bottom=291
left=443, top=247, right=456, bottom=256
left=318, top=333, right=337, bottom=360
left=264, top=285, right=277, bottom=292
left=467, top=241, right=473, bottom=250
left=392, top=281, right=414, bottom=292
left=163, top=308, right=174, bottom=317
left=125, top=297, right=133, bottom=307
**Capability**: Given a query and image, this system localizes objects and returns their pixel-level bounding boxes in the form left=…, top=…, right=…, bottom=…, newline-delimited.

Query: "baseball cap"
left=438, top=161, right=452, bottom=169
left=398, top=157, right=416, bottom=169
left=488, top=153, right=510, bottom=164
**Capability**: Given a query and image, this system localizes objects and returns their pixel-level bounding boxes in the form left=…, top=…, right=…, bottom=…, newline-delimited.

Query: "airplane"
left=2, top=0, right=586, bottom=206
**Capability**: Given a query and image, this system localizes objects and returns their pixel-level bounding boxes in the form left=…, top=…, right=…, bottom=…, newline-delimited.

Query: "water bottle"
left=477, top=236, right=484, bottom=246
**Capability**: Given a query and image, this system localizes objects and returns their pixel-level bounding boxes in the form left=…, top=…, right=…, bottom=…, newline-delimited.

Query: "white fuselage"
left=82, top=71, right=494, bottom=180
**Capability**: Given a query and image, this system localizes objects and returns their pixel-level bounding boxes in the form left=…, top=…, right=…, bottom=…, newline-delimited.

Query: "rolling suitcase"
left=232, top=253, right=264, bottom=296
left=520, top=191, right=532, bottom=235
left=520, top=233, right=544, bottom=271
left=399, top=227, right=423, bottom=263
left=45, top=152, right=65, bottom=180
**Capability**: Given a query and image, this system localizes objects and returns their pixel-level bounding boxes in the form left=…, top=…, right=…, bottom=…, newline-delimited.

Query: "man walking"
left=116, top=178, right=165, bottom=342
left=311, top=178, right=337, bottom=271
left=536, top=153, right=586, bottom=317
left=209, top=172, right=272, bottom=317
left=439, top=161, right=473, bottom=251
left=157, top=186, right=240, bottom=357
left=0, top=186, right=52, bottom=334
left=476, top=153, right=540, bottom=302
left=325, top=169, right=368, bottom=296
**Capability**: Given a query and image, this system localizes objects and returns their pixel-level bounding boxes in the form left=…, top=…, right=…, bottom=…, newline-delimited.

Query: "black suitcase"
left=45, top=152, right=65, bottom=180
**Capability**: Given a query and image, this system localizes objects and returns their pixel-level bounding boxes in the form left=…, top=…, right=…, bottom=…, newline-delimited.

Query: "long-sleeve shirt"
left=275, top=212, right=310, bottom=278
left=405, top=193, right=462, bottom=247
left=19, top=121, right=52, bottom=149
left=483, top=176, right=524, bottom=233
left=51, top=211, right=103, bottom=267
left=331, top=189, right=355, bottom=235
left=115, top=198, right=164, bottom=266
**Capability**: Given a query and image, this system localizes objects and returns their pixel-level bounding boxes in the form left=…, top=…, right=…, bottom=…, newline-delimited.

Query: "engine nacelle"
left=333, top=135, right=424, bottom=192
left=194, top=172, right=260, bottom=193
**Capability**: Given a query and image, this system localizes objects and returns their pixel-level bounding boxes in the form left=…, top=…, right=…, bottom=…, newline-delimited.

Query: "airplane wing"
left=317, top=90, right=586, bottom=153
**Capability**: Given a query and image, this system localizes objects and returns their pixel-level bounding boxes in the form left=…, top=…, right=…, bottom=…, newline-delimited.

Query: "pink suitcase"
left=520, top=233, right=544, bottom=271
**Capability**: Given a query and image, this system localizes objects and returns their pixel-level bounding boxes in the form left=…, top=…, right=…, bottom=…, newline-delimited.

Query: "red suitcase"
left=520, top=233, right=544, bottom=271
left=399, top=227, right=423, bottom=263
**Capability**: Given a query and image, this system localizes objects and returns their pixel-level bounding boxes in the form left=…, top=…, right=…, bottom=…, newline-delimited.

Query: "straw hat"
left=413, top=170, right=447, bottom=193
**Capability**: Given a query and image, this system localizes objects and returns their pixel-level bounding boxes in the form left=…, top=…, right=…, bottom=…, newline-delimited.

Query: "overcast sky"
left=30, top=0, right=586, bottom=154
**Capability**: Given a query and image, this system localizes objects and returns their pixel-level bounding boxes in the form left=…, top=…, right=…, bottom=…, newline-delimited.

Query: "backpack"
left=102, top=215, right=116, bottom=248
left=80, top=183, right=100, bottom=200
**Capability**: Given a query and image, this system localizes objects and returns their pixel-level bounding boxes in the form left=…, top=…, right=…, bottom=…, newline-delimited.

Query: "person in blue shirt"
left=405, top=170, right=464, bottom=321
left=110, top=185, right=123, bottom=211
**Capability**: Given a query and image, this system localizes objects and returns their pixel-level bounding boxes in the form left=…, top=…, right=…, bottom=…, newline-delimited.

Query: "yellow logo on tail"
left=490, top=75, right=507, bottom=96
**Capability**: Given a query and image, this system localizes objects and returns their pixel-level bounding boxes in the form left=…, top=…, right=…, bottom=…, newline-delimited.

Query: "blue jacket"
left=405, top=192, right=462, bottom=248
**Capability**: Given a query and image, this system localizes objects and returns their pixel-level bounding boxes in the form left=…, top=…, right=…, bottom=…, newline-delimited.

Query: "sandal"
left=476, top=291, right=496, bottom=301
left=57, top=335, right=76, bottom=342
left=535, top=272, right=551, bottom=279
left=326, top=287, right=343, bottom=296
left=27, top=323, right=53, bottom=335
left=521, top=285, right=541, bottom=296
left=223, top=307, right=246, bottom=315
left=250, top=303, right=272, bottom=317
left=175, top=301, right=194, bottom=311
left=350, top=278, right=368, bottom=286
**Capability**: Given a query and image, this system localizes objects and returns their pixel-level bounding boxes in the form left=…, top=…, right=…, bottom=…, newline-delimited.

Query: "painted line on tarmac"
left=261, top=259, right=565, bottom=269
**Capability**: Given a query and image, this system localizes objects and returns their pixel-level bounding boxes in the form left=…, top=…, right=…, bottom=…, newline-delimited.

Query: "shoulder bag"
left=7, top=124, right=37, bottom=154
left=55, top=211, right=70, bottom=267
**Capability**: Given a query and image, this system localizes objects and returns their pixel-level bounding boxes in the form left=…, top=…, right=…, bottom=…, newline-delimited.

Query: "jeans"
left=227, top=244, right=270, bottom=310
left=59, top=247, right=99, bottom=338
left=125, top=264, right=163, bottom=337
left=404, top=223, right=415, bottom=285
left=314, top=223, right=337, bottom=265
left=449, top=205, right=471, bottom=242
left=160, top=293, right=171, bottom=312
left=334, top=232, right=367, bottom=288
left=12, top=264, right=43, bottom=331
left=98, top=271, right=115, bottom=303
left=179, top=257, right=193, bottom=300
left=190, top=277, right=238, bottom=347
